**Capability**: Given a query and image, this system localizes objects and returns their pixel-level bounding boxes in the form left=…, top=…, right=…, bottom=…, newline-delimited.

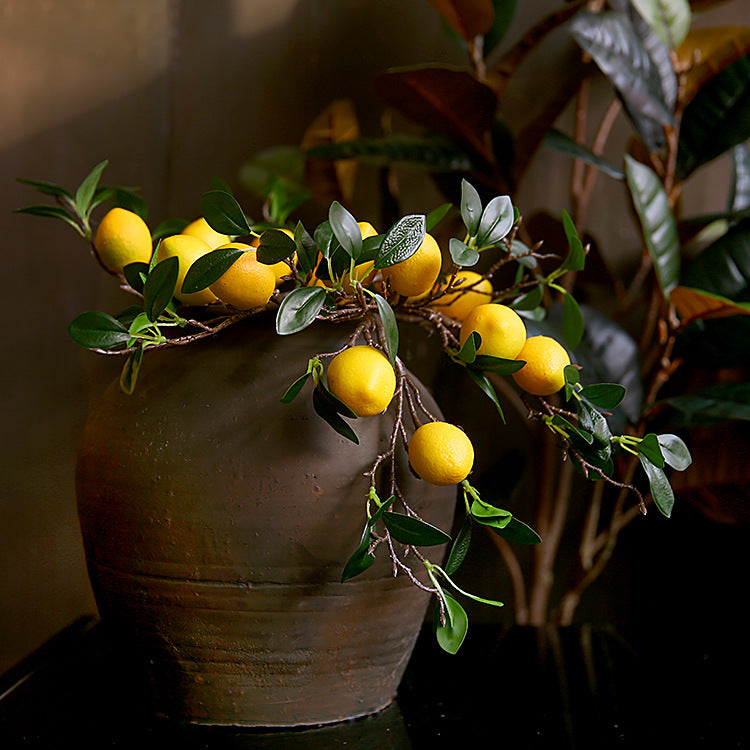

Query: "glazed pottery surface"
left=76, top=314, right=456, bottom=726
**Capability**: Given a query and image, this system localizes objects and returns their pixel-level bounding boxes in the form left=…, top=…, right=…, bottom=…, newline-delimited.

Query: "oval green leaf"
left=68, top=311, right=131, bottom=350
left=257, top=228, right=297, bottom=265
left=200, top=189, right=252, bottom=235
left=382, top=512, right=452, bottom=546
left=444, top=517, right=472, bottom=576
left=182, top=246, right=245, bottom=294
left=490, top=516, right=542, bottom=545
left=143, top=256, right=179, bottom=322
left=275, top=286, right=327, bottom=335
left=639, top=454, right=675, bottom=517
left=373, top=293, right=399, bottom=365
left=435, top=593, right=468, bottom=654
left=657, top=433, right=692, bottom=471
left=374, top=214, right=425, bottom=270
left=579, top=382, right=627, bottom=410
left=449, top=238, right=480, bottom=267
left=460, top=178, right=482, bottom=235
left=476, top=195, right=514, bottom=247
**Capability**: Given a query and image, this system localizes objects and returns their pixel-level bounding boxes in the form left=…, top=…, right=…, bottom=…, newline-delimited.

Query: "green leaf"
left=312, top=385, right=359, bottom=444
left=119, top=343, right=144, bottom=395
left=489, top=515, right=542, bottom=545
left=677, top=54, right=750, bottom=179
left=637, top=433, right=666, bottom=468
left=467, top=369, right=506, bottom=422
left=551, top=414, right=594, bottom=445
left=374, top=214, right=426, bottom=270
left=200, top=190, right=252, bottom=235
left=449, top=238, right=480, bottom=267
left=579, top=382, right=627, bottom=410
left=16, top=177, right=73, bottom=200
left=435, top=593, right=468, bottom=654
left=276, top=286, right=327, bottom=335
left=257, top=228, right=296, bottom=265
left=294, top=221, right=318, bottom=274
left=639, top=454, right=675, bottom=517
left=660, top=381, right=750, bottom=424
left=14, top=205, right=80, bottom=232
left=470, top=354, right=525, bottom=375
left=382, top=512, right=452, bottom=546
left=182, top=246, right=245, bottom=294
left=657, top=433, right=692, bottom=471
left=460, top=178, right=482, bottom=235
left=67, top=311, right=130, bottom=349
left=577, top=398, right=613, bottom=448
left=562, top=292, right=584, bottom=349
left=457, top=331, right=480, bottom=363
left=426, top=203, right=452, bottom=232
left=329, top=201, right=363, bottom=260
left=631, top=0, right=691, bottom=48
left=730, top=143, right=750, bottom=215
left=143, top=256, right=179, bottom=322
left=373, top=293, right=399, bottom=365
left=444, top=517, right=472, bottom=576
left=341, top=525, right=377, bottom=582
left=280, top=371, right=313, bottom=404
left=570, top=11, right=674, bottom=126
left=543, top=129, right=625, bottom=179
left=624, top=155, right=680, bottom=296
left=511, top=285, right=543, bottom=311
left=509, top=239, right=538, bottom=270
left=561, top=211, right=586, bottom=272
left=470, top=499, right=512, bottom=529
left=476, top=195, right=514, bottom=247
left=313, top=221, right=339, bottom=261
left=484, top=0, right=518, bottom=57
left=75, top=159, right=108, bottom=218
left=564, top=364, right=580, bottom=400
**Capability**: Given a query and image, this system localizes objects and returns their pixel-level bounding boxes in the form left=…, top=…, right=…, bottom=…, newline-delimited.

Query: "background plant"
left=237, top=0, right=750, bottom=625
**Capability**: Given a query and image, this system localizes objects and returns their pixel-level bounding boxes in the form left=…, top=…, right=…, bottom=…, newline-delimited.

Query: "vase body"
left=75, top=314, right=455, bottom=726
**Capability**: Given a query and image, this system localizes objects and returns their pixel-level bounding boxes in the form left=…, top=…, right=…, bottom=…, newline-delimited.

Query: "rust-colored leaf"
left=676, top=26, right=750, bottom=105
left=670, top=285, right=750, bottom=325
left=427, top=0, right=495, bottom=41
left=374, top=66, right=498, bottom=167
left=300, top=99, right=360, bottom=206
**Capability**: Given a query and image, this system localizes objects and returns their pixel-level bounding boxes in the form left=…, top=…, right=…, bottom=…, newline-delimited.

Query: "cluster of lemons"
left=94, top=206, right=570, bottom=489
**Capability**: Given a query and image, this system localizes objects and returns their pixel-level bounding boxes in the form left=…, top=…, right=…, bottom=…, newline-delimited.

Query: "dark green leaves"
left=373, top=292, right=399, bottom=365
left=460, top=178, right=482, bottom=235
left=312, top=383, right=359, bottom=444
left=435, top=593, right=468, bottom=654
left=543, top=129, right=625, bottom=180
left=639, top=454, right=674, bottom=517
left=75, top=160, right=108, bottom=220
left=143, top=256, right=179, bottom=321
left=276, top=286, right=327, bottom=335
left=256, top=228, right=296, bottom=265
left=382, top=513, right=452, bottom=546
left=341, top=496, right=395, bottom=582
left=625, top=155, right=680, bottom=296
left=68, top=311, right=131, bottom=349
left=561, top=211, right=586, bottom=272
left=329, top=201, right=363, bottom=260
left=182, top=246, right=246, bottom=294
left=660, top=381, right=750, bottom=425
left=200, top=190, right=252, bottom=235
left=374, top=214, right=426, bottom=270
left=579, top=382, right=627, bottom=410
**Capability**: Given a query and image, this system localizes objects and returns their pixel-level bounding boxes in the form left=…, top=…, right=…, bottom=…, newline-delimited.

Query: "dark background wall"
left=2, top=0, right=748, bottom=674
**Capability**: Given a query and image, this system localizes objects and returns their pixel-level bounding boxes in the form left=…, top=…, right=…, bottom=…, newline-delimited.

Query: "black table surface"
left=1, top=615, right=747, bottom=749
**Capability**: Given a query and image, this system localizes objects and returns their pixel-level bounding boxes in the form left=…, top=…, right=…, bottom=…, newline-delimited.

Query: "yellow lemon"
left=512, top=336, right=571, bottom=396
left=459, top=303, right=527, bottom=359
left=181, top=217, right=230, bottom=249
left=382, top=232, right=442, bottom=298
left=94, top=207, right=152, bottom=274
left=431, top=271, right=493, bottom=321
left=209, top=247, right=276, bottom=310
left=157, top=234, right=217, bottom=306
left=408, top=422, right=474, bottom=486
left=326, top=345, right=396, bottom=417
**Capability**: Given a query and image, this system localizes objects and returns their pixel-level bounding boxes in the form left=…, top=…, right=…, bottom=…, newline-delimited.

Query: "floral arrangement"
left=17, top=159, right=692, bottom=652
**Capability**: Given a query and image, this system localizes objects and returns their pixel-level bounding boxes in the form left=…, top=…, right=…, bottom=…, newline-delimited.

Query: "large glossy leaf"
left=373, top=66, right=498, bottom=164
left=200, top=190, right=251, bottom=235
left=677, top=54, right=750, bottom=179
left=639, top=454, right=675, bottom=517
left=670, top=286, right=750, bottom=324
left=661, top=381, right=750, bottom=425
left=68, top=311, right=130, bottom=350
left=143, top=256, right=179, bottom=322
left=543, top=129, right=625, bottom=179
left=374, top=214, right=425, bottom=270
left=275, top=286, right=327, bottom=335
left=427, top=0, right=494, bottom=41
left=382, top=512, right=452, bottom=546
left=729, top=143, right=750, bottom=215
left=570, top=11, right=674, bottom=127
left=681, top=218, right=750, bottom=301
left=484, top=0, right=518, bottom=57
left=625, top=155, right=681, bottom=296
left=631, top=0, right=691, bottom=48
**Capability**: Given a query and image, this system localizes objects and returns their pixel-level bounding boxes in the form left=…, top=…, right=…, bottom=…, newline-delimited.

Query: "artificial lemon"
left=512, top=335, right=571, bottom=396
left=382, top=232, right=442, bottom=298
left=94, top=207, right=152, bottom=274
left=326, top=345, right=396, bottom=417
left=156, top=234, right=217, bottom=306
left=459, top=303, right=527, bottom=359
left=431, top=271, right=493, bottom=321
left=408, top=421, right=474, bottom=486
left=181, top=217, right=230, bottom=249
left=209, top=245, right=276, bottom=310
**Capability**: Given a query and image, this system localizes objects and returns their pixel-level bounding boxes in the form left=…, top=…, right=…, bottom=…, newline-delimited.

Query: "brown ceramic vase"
left=75, top=313, right=456, bottom=727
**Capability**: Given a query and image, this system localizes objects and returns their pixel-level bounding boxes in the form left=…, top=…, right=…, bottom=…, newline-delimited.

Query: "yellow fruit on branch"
left=94, top=207, right=152, bottom=274
left=512, top=335, right=571, bottom=396
left=157, top=234, right=218, bottom=306
left=181, top=217, right=230, bottom=249
left=382, top=232, right=442, bottom=298
left=430, top=271, right=493, bottom=321
left=408, top=421, right=474, bottom=486
left=326, top=345, right=396, bottom=417
left=459, top=303, right=527, bottom=359
left=209, top=245, right=276, bottom=310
